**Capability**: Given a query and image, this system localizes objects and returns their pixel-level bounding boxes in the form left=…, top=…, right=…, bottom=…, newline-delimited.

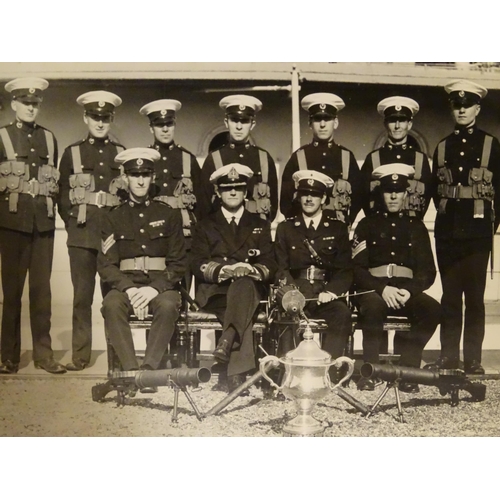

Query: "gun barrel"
left=133, top=367, right=211, bottom=389
left=360, top=363, right=440, bottom=386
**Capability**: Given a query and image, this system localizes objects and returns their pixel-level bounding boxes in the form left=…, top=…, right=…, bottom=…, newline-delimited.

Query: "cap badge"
left=320, top=103, right=326, bottom=110
left=137, top=158, right=144, bottom=166
left=459, top=90, right=465, bottom=98
left=161, top=109, right=167, bottom=116
left=392, top=174, right=398, bottom=180
left=238, top=104, right=246, bottom=111
left=395, top=105, right=402, bottom=111
left=228, top=167, right=239, bottom=180
left=29, top=88, right=35, bottom=94
left=98, top=101, right=105, bottom=108
left=307, top=179, right=315, bottom=186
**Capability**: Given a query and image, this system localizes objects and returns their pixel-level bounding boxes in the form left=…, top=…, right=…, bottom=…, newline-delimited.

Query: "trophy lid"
left=283, top=324, right=332, bottom=367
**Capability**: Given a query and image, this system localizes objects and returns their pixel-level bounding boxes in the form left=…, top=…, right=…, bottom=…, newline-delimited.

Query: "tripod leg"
left=366, top=383, right=392, bottom=418
left=393, top=384, right=405, bottom=423
left=182, top=387, right=204, bottom=421
left=172, top=386, right=180, bottom=423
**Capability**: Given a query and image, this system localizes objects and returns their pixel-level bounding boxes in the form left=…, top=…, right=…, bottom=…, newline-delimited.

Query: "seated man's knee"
left=102, top=289, right=129, bottom=314
left=152, top=291, right=181, bottom=315
left=358, top=293, right=387, bottom=320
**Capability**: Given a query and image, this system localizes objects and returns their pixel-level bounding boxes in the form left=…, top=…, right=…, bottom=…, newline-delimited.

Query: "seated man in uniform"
left=274, top=170, right=352, bottom=374
left=352, top=163, right=440, bottom=392
left=190, top=163, right=277, bottom=393
left=98, top=148, right=187, bottom=374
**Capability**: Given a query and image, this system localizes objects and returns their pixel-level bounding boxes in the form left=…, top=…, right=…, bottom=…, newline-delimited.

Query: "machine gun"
left=360, top=363, right=486, bottom=420
left=92, top=367, right=211, bottom=422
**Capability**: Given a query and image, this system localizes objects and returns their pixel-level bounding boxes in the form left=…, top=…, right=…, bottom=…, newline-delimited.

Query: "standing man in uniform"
left=352, top=164, right=440, bottom=392
left=429, top=80, right=500, bottom=375
left=98, top=148, right=187, bottom=372
left=197, top=95, right=278, bottom=222
left=280, top=92, right=362, bottom=225
left=190, top=163, right=277, bottom=393
left=139, top=99, right=201, bottom=247
left=0, top=77, right=66, bottom=374
left=360, top=96, right=432, bottom=218
left=58, top=90, right=125, bottom=371
left=274, top=170, right=352, bottom=367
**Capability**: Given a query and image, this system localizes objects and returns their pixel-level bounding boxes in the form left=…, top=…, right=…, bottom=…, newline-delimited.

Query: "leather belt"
left=369, top=264, right=413, bottom=279
left=440, top=185, right=474, bottom=199
left=119, top=257, right=166, bottom=272
left=86, top=191, right=120, bottom=208
left=292, top=266, right=330, bottom=282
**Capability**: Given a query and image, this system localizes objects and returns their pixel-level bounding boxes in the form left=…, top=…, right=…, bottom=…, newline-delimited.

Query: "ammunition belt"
left=119, top=257, right=166, bottom=272
left=291, top=266, right=330, bottom=282
left=18, top=179, right=53, bottom=196
left=72, top=190, right=120, bottom=208
left=369, top=264, right=413, bottom=279
left=438, top=184, right=493, bottom=200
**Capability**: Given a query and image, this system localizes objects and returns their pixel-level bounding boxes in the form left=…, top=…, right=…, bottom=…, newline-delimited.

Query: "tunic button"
left=391, top=223, right=395, bottom=227
left=30, top=148, right=35, bottom=152
left=392, top=236, right=396, bottom=240
left=99, top=175, right=103, bottom=179
left=396, top=155, right=401, bottom=159
left=139, top=213, right=144, bottom=217
left=163, top=183, right=168, bottom=187
left=99, top=150, right=103, bottom=154
left=391, top=252, right=395, bottom=256
left=28, top=134, right=32, bottom=138
left=223, top=257, right=228, bottom=261
left=120, top=235, right=124, bottom=239
left=99, top=162, right=104, bottom=166
left=140, top=229, right=145, bottom=233
left=459, top=167, right=463, bottom=172
left=462, top=138, right=467, bottom=143
left=323, top=152, right=326, bottom=156
left=32, top=163, right=36, bottom=166
left=239, top=154, right=244, bottom=158
left=291, top=246, right=295, bottom=250
left=141, top=245, right=146, bottom=249
left=163, top=157, right=167, bottom=161
left=460, top=151, right=464, bottom=156
left=159, top=233, right=163, bottom=236
left=322, top=166, right=326, bottom=170
left=163, top=169, right=168, bottom=173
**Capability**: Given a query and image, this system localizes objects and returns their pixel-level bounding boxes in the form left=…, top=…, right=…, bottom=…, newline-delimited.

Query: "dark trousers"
left=0, top=227, right=55, bottom=364
left=354, top=292, right=440, bottom=367
left=203, top=277, right=262, bottom=377
left=101, top=289, right=181, bottom=371
left=436, top=238, right=490, bottom=364
left=68, top=246, right=110, bottom=364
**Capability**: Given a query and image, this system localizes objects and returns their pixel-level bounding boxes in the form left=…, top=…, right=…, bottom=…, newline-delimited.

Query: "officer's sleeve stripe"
left=254, top=263, right=269, bottom=281
left=101, top=234, right=116, bottom=255
left=352, top=240, right=366, bottom=259
left=203, top=261, right=220, bottom=282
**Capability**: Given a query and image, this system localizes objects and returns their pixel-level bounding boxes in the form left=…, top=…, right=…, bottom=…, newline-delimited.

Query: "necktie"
left=229, top=216, right=237, bottom=234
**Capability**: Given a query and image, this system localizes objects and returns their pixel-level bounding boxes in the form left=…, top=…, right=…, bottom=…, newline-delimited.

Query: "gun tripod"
left=366, top=380, right=405, bottom=423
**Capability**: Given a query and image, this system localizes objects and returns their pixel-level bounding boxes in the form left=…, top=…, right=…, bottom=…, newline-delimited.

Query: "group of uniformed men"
left=0, top=75, right=498, bottom=395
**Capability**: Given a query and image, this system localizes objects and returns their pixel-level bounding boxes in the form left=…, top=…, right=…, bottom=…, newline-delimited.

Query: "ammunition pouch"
left=173, top=178, right=196, bottom=210
left=437, top=167, right=453, bottom=185
left=38, top=165, right=60, bottom=196
left=469, top=168, right=495, bottom=200
left=404, top=179, right=426, bottom=214
left=328, top=178, right=352, bottom=211
left=154, top=195, right=197, bottom=238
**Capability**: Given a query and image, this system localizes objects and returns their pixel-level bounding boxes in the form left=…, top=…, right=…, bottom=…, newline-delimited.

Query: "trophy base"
left=283, top=414, right=325, bottom=437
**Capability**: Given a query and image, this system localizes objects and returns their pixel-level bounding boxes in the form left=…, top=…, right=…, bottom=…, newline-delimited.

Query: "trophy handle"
left=259, top=355, right=282, bottom=390
left=329, top=356, right=355, bottom=390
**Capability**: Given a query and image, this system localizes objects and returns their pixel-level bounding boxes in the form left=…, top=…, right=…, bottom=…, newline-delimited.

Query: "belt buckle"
left=307, top=265, right=315, bottom=284
left=28, top=178, right=37, bottom=197
left=96, top=190, right=105, bottom=208
left=134, top=257, right=145, bottom=271
left=387, top=263, right=395, bottom=278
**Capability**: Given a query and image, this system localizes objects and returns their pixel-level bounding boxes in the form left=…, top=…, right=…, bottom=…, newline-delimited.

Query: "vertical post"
left=291, top=65, right=301, bottom=152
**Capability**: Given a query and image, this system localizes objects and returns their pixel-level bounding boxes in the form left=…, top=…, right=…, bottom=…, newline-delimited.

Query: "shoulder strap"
left=297, top=149, right=307, bottom=170
left=371, top=150, right=380, bottom=169
left=437, top=140, right=446, bottom=168
left=43, top=130, right=55, bottom=166
left=341, top=149, right=350, bottom=180
left=182, top=151, right=191, bottom=178
left=115, top=144, right=125, bottom=154
left=481, top=135, right=493, bottom=168
left=70, top=145, right=83, bottom=174
left=258, top=149, right=268, bottom=183
left=212, top=150, right=224, bottom=170
left=0, top=128, right=16, bottom=160
left=414, top=151, right=424, bottom=180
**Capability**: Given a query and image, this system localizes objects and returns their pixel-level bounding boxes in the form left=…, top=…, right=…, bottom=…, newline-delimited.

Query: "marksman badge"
left=228, top=167, right=239, bottom=181
left=137, top=158, right=144, bottom=166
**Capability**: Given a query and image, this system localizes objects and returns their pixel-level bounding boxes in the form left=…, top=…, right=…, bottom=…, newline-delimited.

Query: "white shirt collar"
left=221, top=206, right=244, bottom=223
left=302, top=211, right=323, bottom=230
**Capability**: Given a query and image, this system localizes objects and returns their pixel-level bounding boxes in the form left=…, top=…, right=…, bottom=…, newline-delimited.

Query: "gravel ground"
left=0, top=376, right=498, bottom=437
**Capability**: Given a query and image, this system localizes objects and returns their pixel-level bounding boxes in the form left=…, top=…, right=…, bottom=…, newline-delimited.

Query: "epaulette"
left=109, top=138, right=125, bottom=148
left=68, top=138, right=86, bottom=148
left=176, top=144, right=196, bottom=156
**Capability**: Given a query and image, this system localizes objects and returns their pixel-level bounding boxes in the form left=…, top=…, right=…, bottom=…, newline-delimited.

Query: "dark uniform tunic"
left=360, top=140, right=432, bottom=218
left=190, top=210, right=277, bottom=376
left=0, top=120, right=59, bottom=364
left=197, top=142, right=278, bottom=221
left=149, top=140, right=202, bottom=246
left=58, top=135, right=125, bottom=364
left=98, top=199, right=187, bottom=370
left=280, top=140, right=362, bottom=223
left=352, top=210, right=440, bottom=367
left=274, top=211, right=352, bottom=358
left=431, top=125, right=500, bottom=366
